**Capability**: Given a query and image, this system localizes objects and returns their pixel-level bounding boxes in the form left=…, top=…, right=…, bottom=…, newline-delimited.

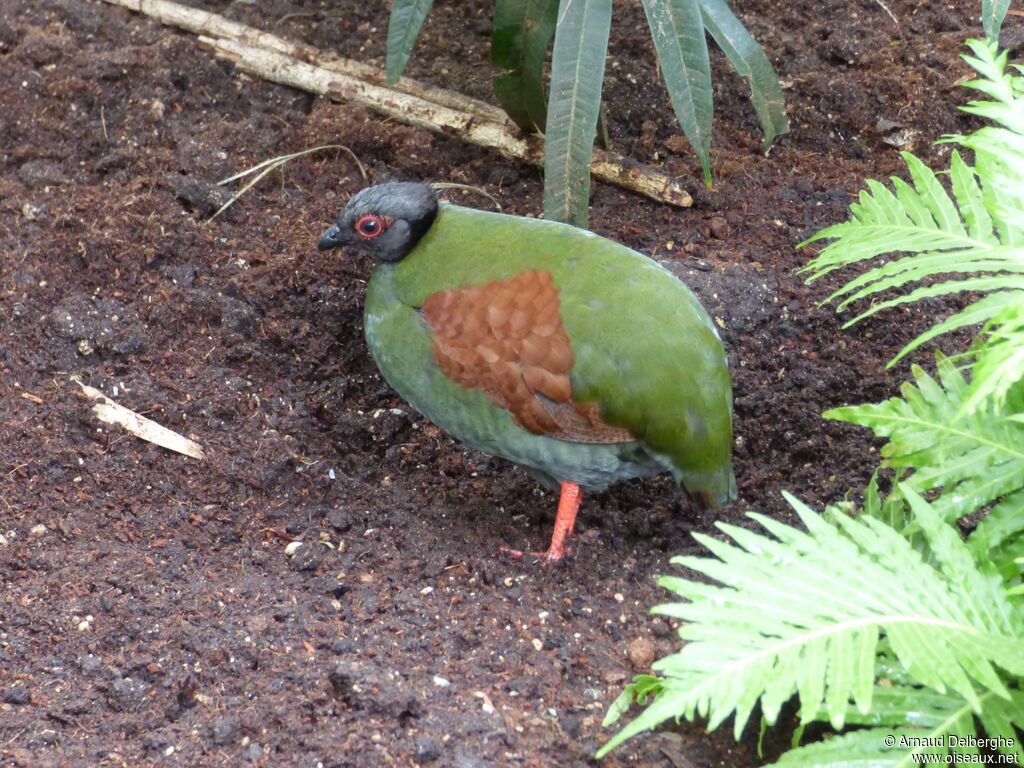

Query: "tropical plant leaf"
left=766, top=695, right=1024, bottom=768
left=602, top=674, right=665, bottom=727
left=384, top=0, right=786, bottom=226
left=827, top=684, right=974, bottom=729
left=825, top=353, right=1024, bottom=523
left=698, top=0, right=788, bottom=152
left=964, top=298, right=1024, bottom=412
left=880, top=290, right=1021, bottom=370
left=491, top=0, right=560, bottom=133
left=857, top=472, right=911, bottom=531
left=949, top=147, right=994, bottom=241
left=543, top=0, right=612, bottom=226
left=981, top=0, right=1012, bottom=42
left=385, top=0, right=435, bottom=85
left=813, top=682, right=1024, bottom=763
left=968, top=487, right=1024, bottom=579
left=595, top=490, right=1024, bottom=757
left=802, top=40, right=1024, bottom=370
left=948, top=45, right=1024, bottom=248
left=640, top=0, right=712, bottom=185
left=978, top=688, right=1024, bottom=761
left=767, top=728, right=936, bottom=767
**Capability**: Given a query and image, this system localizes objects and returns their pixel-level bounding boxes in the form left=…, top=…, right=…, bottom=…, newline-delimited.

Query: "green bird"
left=318, top=182, right=735, bottom=562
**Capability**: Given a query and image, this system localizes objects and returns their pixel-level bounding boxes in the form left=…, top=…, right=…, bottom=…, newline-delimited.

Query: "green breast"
left=363, top=203, right=735, bottom=502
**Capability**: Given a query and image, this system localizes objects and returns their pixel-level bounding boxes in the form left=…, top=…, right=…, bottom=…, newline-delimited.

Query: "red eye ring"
left=354, top=214, right=387, bottom=238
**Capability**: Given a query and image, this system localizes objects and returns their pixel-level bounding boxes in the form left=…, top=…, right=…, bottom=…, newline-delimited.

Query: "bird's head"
left=317, top=182, right=439, bottom=263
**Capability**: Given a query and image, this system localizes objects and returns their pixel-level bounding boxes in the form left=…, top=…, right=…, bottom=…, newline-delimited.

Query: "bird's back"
left=366, top=203, right=736, bottom=505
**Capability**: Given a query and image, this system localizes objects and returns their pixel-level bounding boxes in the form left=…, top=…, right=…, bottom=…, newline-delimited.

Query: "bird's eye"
left=354, top=215, right=386, bottom=238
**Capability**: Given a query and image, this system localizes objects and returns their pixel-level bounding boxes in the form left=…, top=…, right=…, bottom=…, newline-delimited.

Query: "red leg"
left=541, top=481, right=581, bottom=562
left=500, top=482, right=583, bottom=563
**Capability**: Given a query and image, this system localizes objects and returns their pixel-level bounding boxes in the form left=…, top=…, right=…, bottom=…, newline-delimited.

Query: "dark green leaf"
left=982, top=0, right=1011, bottom=39
left=978, top=689, right=1024, bottom=761
left=386, top=0, right=435, bottom=85
left=698, top=0, right=788, bottom=151
left=808, top=684, right=970, bottom=729
left=543, top=0, right=612, bottom=226
left=492, top=0, right=559, bottom=133
left=768, top=728, right=939, bottom=767
left=640, top=0, right=712, bottom=185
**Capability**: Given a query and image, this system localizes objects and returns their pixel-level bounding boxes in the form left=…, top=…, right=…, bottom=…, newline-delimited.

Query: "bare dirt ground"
left=1, top=0, right=1010, bottom=765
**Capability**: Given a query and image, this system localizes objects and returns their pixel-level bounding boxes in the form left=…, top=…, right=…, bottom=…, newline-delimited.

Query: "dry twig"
left=73, top=378, right=205, bottom=460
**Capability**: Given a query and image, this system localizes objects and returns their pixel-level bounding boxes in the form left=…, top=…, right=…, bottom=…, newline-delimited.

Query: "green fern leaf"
left=802, top=39, right=1024, bottom=369
left=969, top=488, right=1024, bottom=579
left=768, top=728, right=935, bottom=767
left=797, top=685, right=1024, bottom=766
left=965, top=298, right=1024, bottom=410
left=595, top=490, right=1024, bottom=757
left=949, top=149, right=994, bottom=241
left=826, top=353, right=1024, bottom=522
left=887, top=290, right=1022, bottom=366
left=978, top=689, right=1024, bottom=762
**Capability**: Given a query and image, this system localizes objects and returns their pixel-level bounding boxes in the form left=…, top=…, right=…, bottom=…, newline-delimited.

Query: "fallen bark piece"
left=99, top=0, right=693, bottom=209
left=73, top=378, right=205, bottom=460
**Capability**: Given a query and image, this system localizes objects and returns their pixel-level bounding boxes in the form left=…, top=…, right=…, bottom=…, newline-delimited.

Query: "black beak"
left=317, top=224, right=345, bottom=251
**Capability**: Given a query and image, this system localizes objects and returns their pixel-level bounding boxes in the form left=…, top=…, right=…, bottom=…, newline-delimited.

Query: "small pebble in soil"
left=210, top=717, right=238, bottom=746
left=5, top=685, right=30, bottom=705
left=332, top=637, right=356, bottom=654
left=626, top=637, right=658, bottom=670
left=17, top=159, right=67, bottom=188
left=78, top=654, right=102, bottom=674
left=415, top=737, right=441, bottom=762
left=20, top=203, right=43, bottom=220
left=289, top=544, right=323, bottom=571
left=243, top=743, right=264, bottom=762
left=326, top=507, right=354, bottom=532
left=708, top=215, right=730, bottom=239
left=453, top=751, right=489, bottom=768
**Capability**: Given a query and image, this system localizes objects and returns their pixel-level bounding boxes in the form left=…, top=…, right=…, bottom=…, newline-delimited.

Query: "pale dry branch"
left=99, top=0, right=693, bottom=208
left=73, top=378, right=206, bottom=460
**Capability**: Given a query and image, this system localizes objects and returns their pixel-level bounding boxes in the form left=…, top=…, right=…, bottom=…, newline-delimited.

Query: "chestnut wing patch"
left=421, top=269, right=634, bottom=444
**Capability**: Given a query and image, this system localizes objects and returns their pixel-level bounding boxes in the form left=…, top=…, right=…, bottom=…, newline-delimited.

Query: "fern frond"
left=888, top=290, right=1022, bottom=367
left=968, top=488, right=1024, bottom=579
left=979, top=689, right=1024, bottom=762
left=954, top=43, right=1024, bottom=248
left=801, top=38, right=1024, bottom=366
left=965, top=297, right=1024, bottom=411
left=790, top=686, right=1024, bottom=767
left=769, top=690, right=1024, bottom=767
left=825, top=353, right=1024, bottom=521
left=595, top=490, right=1024, bottom=757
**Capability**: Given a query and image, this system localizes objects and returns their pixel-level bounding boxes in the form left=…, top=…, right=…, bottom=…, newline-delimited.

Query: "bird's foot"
left=499, top=544, right=571, bottom=563
left=499, top=481, right=582, bottom=564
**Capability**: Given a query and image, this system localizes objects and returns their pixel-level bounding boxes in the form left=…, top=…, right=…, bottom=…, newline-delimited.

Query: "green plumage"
left=360, top=201, right=735, bottom=504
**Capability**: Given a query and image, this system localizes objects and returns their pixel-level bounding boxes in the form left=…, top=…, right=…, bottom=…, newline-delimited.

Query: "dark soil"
left=0, top=0, right=1006, bottom=766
